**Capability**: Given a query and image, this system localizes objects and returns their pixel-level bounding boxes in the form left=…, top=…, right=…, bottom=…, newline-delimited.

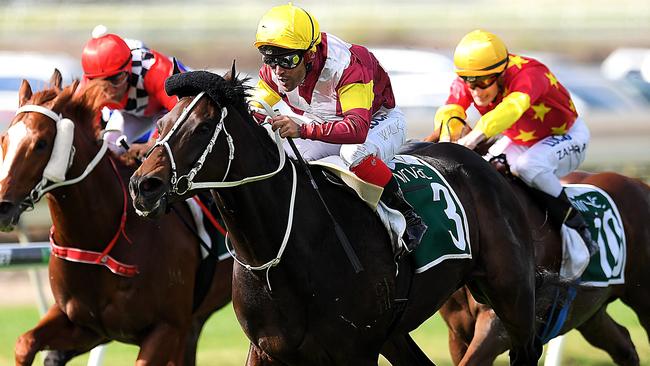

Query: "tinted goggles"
left=460, top=73, right=500, bottom=89
left=97, top=71, right=129, bottom=87
left=262, top=52, right=304, bottom=69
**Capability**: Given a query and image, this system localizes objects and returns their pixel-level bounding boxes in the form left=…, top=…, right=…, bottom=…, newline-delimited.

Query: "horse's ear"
left=50, top=68, right=63, bottom=91
left=18, top=80, right=33, bottom=107
left=172, top=57, right=182, bottom=75
left=224, top=59, right=237, bottom=83
left=51, top=80, right=78, bottom=114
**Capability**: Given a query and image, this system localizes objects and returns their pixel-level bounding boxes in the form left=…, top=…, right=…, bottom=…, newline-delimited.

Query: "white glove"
left=456, top=128, right=486, bottom=151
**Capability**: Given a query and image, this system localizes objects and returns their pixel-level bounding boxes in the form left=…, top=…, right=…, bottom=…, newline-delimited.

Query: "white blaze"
left=0, top=121, right=29, bottom=181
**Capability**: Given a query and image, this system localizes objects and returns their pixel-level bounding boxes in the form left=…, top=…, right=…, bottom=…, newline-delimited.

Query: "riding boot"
left=544, top=189, right=599, bottom=257
left=381, top=177, right=428, bottom=252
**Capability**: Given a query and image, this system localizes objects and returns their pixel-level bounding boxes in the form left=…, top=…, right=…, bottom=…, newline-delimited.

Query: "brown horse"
left=128, top=70, right=555, bottom=365
left=0, top=70, right=233, bottom=366
left=420, top=125, right=650, bottom=365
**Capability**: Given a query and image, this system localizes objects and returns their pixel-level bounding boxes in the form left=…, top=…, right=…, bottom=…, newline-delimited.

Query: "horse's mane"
left=165, top=70, right=252, bottom=117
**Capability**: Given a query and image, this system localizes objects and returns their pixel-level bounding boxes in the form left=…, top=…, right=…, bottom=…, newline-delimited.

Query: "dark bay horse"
left=129, top=70, right=546, bottom=365
left=0, top=70, right=233, bottom=365
left=420, top=127, right=650, bottom=365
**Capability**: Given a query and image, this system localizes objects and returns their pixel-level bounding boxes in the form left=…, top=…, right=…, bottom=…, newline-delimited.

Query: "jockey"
left=436, top=29, right=598, bottom=256
left=250, top=4, right=427, bottom=251
left=80, top=25, right=186, bottom=153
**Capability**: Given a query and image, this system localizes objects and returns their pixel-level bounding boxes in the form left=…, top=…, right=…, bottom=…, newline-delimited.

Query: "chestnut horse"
left=129, top=70, right=550, bottom=365
left=420, top=124, right=650, bottom=365
left=0, top=70, right=233, bottom=365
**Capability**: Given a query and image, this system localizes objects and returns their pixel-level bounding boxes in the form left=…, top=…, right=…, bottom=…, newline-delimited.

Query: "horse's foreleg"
left=15, top=305, right=104, bottom=366
left=577, top=307, right=640, bottom=366
left=456, top=308, right=507, bottom=366
left=136, top=323, right=188, bottom=366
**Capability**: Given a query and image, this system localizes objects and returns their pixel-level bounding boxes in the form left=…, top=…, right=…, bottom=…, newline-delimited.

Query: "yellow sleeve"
left=337, top=81, right=375, bottom=113
left=249, top=79, right=282, bottom=109
left=474, top=92, right=531, bottom=138
left=433, top=104, right=467, bottom=141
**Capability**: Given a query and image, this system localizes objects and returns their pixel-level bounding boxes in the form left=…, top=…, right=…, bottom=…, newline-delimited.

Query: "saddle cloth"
left=561, top=184, right=626, bottom=286
left=311, top=154, right=474, bottom=273
left=185, top=197, right=231, bottom=261
left=310, top=156, right=407, bottom=256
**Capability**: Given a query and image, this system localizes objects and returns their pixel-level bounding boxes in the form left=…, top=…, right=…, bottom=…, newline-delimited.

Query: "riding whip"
left=256, top=100, right=364, bottom=274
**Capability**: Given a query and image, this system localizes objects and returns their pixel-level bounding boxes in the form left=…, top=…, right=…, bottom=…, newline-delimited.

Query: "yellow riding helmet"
left=454, top=30, right=509, bottom=77
left=254, top=3, right=321, bottom=52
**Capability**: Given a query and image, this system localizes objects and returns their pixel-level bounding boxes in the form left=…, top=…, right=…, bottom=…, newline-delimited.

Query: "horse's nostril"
left=0, top=201, right=16, bottom=215
left=140, top=176, right=164, bottom=195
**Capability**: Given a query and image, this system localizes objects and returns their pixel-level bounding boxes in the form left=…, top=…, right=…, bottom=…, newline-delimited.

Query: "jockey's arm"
left=299, top=81, right=372, bottom=144
left=473, top=91, right=531, bottom=138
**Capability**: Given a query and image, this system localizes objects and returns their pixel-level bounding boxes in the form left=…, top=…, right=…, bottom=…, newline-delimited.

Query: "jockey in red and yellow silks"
left=80, top=26, right=186, bottom=153
left=437, top=29, right=597, bottom=256
left=250, top=4, right=427, bottom=251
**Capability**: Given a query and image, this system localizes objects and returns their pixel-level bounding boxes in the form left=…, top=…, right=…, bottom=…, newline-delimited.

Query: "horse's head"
left=0, top=70, right=112, bottom=231
left=0, top=70, right=77, bottom=229
left=130, top=68, right=253, bottom=217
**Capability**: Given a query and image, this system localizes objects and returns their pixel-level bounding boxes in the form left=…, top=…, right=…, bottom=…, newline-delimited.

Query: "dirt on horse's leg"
left=576, top=307, right=639, bottom=366
left=136, top=323, right=187, bottom=366
left=15, top=305, right=104, bottom=366
left=457, top=309, right=508, bottom=366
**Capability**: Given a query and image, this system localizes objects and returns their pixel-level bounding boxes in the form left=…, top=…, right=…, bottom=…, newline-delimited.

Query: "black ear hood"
left=165, top=70, right=234, bottom=106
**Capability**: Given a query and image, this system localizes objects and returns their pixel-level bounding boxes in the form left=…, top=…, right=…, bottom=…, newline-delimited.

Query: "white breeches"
left=283, top=107, right=407, bottom=167
left=487, top=117, right=590, bottom=197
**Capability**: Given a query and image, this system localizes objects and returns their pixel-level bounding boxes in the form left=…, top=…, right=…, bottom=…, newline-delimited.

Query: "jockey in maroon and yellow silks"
left=438, top=54, right=578, bottom=146
left=252, top=32, right=395, bottom=144
left=251, top=4, right=427, bottom=251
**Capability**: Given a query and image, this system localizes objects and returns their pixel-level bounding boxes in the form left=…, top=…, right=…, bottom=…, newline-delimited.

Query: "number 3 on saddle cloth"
left=311, top=154, right=473, bottom=274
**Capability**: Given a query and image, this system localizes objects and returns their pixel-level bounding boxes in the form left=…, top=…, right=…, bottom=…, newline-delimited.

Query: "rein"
left=149, top=92, right=297, bottom=290
left=15, top=104, right=137, bottom=276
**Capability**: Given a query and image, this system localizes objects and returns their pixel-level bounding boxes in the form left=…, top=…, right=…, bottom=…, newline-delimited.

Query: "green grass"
left=1, top=300, right=648, bottom=365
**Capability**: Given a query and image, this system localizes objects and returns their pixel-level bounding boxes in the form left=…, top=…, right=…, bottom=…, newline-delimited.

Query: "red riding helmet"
left=82, top=29, right=132, bottom=79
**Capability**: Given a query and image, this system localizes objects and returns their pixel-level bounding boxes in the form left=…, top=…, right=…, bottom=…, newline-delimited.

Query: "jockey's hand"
left=456, top=129, right=486, bottom=150
left=271, top=115, right=301, bottom=138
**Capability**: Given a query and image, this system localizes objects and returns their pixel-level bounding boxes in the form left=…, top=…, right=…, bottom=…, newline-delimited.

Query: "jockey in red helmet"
left=81, top=25, right=187, bottom=153
left=250, top=4, right=427, bottom=251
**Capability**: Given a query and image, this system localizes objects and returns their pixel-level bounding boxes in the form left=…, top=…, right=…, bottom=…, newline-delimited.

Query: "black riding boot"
left=381, top=177, right=428, bottom=252
left=544, top=189, right=599, bottom=257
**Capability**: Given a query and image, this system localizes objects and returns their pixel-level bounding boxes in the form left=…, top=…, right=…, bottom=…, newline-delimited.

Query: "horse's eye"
left=35, top=139, right=48, bottom=151
left=197, top=123, right=212, bottom=135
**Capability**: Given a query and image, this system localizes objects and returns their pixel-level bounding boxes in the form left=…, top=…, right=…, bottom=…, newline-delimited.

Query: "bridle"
left=148, top=91, right=288, bottom=193
left=13, top=104, right=109, bottom=210
left=147, top=92, right=296, bottom=290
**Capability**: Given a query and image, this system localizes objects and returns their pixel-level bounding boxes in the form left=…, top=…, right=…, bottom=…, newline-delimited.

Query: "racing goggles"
left=96, top=71, right=129, bottom=87
left=262, top=51, right=304, bottom=69
left=460, top=73, right=500, bottom=90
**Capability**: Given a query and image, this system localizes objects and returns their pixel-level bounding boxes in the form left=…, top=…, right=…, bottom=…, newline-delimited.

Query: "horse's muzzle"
left=0, top=200, right=21, bottom=231
left=129, top=174, right=168, bottom=217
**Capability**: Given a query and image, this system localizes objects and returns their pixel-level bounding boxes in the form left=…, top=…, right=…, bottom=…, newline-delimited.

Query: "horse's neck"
left=216, top=159, right=299, bottom=264
left=48, top=138, right=125, bottom=249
